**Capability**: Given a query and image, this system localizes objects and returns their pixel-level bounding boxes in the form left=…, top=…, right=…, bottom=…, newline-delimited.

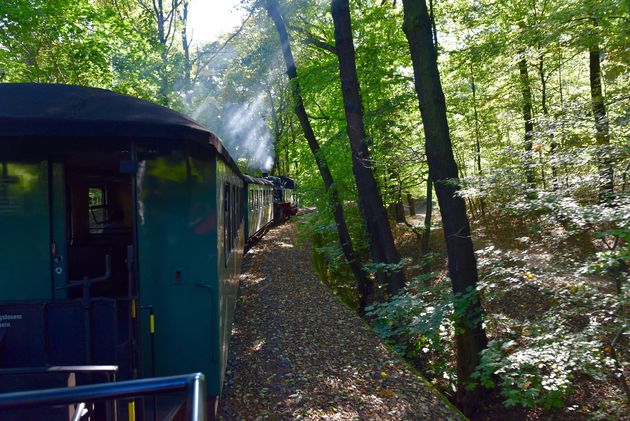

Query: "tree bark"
left=407, top=192, right=416, bottom=216
left=589, top=45, right=614, bottom=203
left=265, top=0, right=375, bottom=309
left=395, top=199, right=406, bottom=223
left=537, top=54, right=550, bottom=190
left=401, top=0, right=488, bottom=411
left=421, top=174, right=432, bottom=256
left=181, top=1, right=191, bottom=100
left=470, top=62, right=485, bottom=217
left=395, top=176, right=406, bottom=223
left=155, top=0, right=169, bottom=105
left=144, top=0, right=182, bottom=106
left=267, top=87, right=283, bottom=175
left=518, top=55, right=536, bottom=189
left=538, top=53, right=558, bottom=190
left=331, top=0, right=405, bottom=295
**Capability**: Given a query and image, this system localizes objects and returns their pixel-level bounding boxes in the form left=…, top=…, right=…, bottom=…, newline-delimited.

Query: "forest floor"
left=394, top=210, right=629, bottom=421
left=217, top=221, right=465, bottom=421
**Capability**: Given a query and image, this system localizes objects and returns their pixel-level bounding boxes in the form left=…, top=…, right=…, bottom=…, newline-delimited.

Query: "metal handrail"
left=0, top=365, right=119, bottom=420
left=0, top=365, right=118, bottom=377
left=0, top=372, right=207, bottom=421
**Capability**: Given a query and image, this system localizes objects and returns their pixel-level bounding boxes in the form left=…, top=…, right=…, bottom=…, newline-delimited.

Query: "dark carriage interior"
left=65, top=152, right=134, bottom=300
left=0, top=151, right=138, bottom=416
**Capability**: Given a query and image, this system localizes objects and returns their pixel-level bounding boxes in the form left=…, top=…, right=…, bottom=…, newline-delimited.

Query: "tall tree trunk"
left=267, top=87, right=282, bottom=175
left=181, top=1, right=191, bottom=103
left=407, top=192, right=416, bottom=216
left=331, top=0, right=405, bottom=295
left=421, top=174, right=432, bottom=256
left=470, top=62, right=485, bottom=217
left=518, top=55, right=536, bottom=190
left=146, top=0, right=180, bottom=106
left=155, top=0, right=169, bottom=105
left=538, top=53, right=553, bottom=190
left=265, top=0, right=375, bottom=309
left=558, top=46, right=570, bottom=189
left=394, top=175, right=406, bottom=223
left=284, top=139, right=290, bottom=176
left=401, top=0, right=488, bottom=411
left=589, top=44, right=613, bottom=203
left=395, top=196, right=406, bottom=223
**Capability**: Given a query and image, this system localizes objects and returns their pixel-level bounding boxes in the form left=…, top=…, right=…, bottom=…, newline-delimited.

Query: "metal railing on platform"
left=0, top=372, right=207, bottom=421
left=0, top=365, right=118, bottom=380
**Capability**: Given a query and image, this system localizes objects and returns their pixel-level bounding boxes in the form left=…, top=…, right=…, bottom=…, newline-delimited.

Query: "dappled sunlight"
left=275, top=241, right=294, bottom=248
left=241, top=276, right=265, bottom=285
left=251, top=339, right=265, bottom=353
left=219, top=223, right=461, bottom=420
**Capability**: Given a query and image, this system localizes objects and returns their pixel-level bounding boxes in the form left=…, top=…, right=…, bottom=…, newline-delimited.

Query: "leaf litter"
left=218, top=222, right=464, bottom=420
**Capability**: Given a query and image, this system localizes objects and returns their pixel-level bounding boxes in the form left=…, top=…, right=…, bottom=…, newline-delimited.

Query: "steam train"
left=0, top=83, right=296, bottom=419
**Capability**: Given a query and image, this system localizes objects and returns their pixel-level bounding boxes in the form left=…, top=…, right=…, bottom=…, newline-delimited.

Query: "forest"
left=1, top=0, right=628, bottom=419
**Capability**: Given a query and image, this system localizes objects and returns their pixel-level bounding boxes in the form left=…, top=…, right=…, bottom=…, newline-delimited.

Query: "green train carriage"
left=0, top=83, right=244, bottom=416
left=242, top=175, right=274, bottom=242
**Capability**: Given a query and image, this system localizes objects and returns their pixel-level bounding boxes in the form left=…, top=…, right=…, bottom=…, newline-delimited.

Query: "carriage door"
left=63, top=153, right=135, bottom=300
left=50, top=160, right=68, bottom=298
left=50, top=153, right=136, bottom=372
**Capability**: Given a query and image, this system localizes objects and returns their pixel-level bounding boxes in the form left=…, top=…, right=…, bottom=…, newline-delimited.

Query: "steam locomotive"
left=0, top=83, right=296, bottom=419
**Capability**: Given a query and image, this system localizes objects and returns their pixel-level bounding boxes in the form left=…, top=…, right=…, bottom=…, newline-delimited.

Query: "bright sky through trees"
left=188, top=0, right=245, bottom=46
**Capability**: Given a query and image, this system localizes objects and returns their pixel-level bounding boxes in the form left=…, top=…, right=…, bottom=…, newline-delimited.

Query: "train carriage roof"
left=264, top=175, right=296, bottom=189
left=0, top=83, right=242, bottom=176
left=242, top=174, right=274, bottom=186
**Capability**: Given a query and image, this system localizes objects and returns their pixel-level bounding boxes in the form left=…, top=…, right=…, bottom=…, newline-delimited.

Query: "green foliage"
left=3, top=0, right=628, bottom=414
left=474, top=234, right=628, bottom=411
left=298, top=213, right=362, bottom=308
left=363, top=257, right=412, bottom=276
left=473, top=325, right=611, bottom=409
left=586, top=225, right=630, bottom=274
left=365, top=272, right=458, bottom=391
left=0, top=0, right=162, bottom=99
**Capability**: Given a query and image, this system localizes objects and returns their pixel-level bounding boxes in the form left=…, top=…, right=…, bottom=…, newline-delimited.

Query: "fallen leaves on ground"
left=218, top=222, right=464, bottom=420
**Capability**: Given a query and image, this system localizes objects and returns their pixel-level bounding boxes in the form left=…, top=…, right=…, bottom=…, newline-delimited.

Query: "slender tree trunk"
left=395, top=175, right=406, bottom=223
left=421, top=174, right=432, bottom=256
left=538, top=54, right=552, bottom=190
left=589, top=44, right=614, bottom=203
left=470, top=62, right=485, bottom=217
left=155, top=0, right=170, bottom=105
left=558, top=45, right=568, bottom=188
left=285, top=138, right=290, bottom=176
left=265, top=0, right=375, bottom=309
left=395, top=196, right=406, bottom=223
left=401, top=0, right=488, bottom=411
left=331, top=0, right=405, bottom=295
left=181, top=1, right=192, bottom=103
left=518, top=55, right=536, bottom=190
left=267, top=87, right=283, bottom=175
left=407, top=192, right=416, bottom=216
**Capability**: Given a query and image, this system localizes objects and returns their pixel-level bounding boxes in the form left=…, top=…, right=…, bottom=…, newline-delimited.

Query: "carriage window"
left=239, top=187, right=243, bottom=222
left=236, top=186, right=241, bottom=225
left=231, top=185, right=237, bottom=244
left=224, top=184, right=231, bottom=265
left=88, top=186, right=107, bottom=233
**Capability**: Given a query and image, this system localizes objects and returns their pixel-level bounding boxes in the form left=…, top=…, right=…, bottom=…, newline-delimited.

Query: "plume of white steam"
left=189, top=91, right=275, bottom=172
